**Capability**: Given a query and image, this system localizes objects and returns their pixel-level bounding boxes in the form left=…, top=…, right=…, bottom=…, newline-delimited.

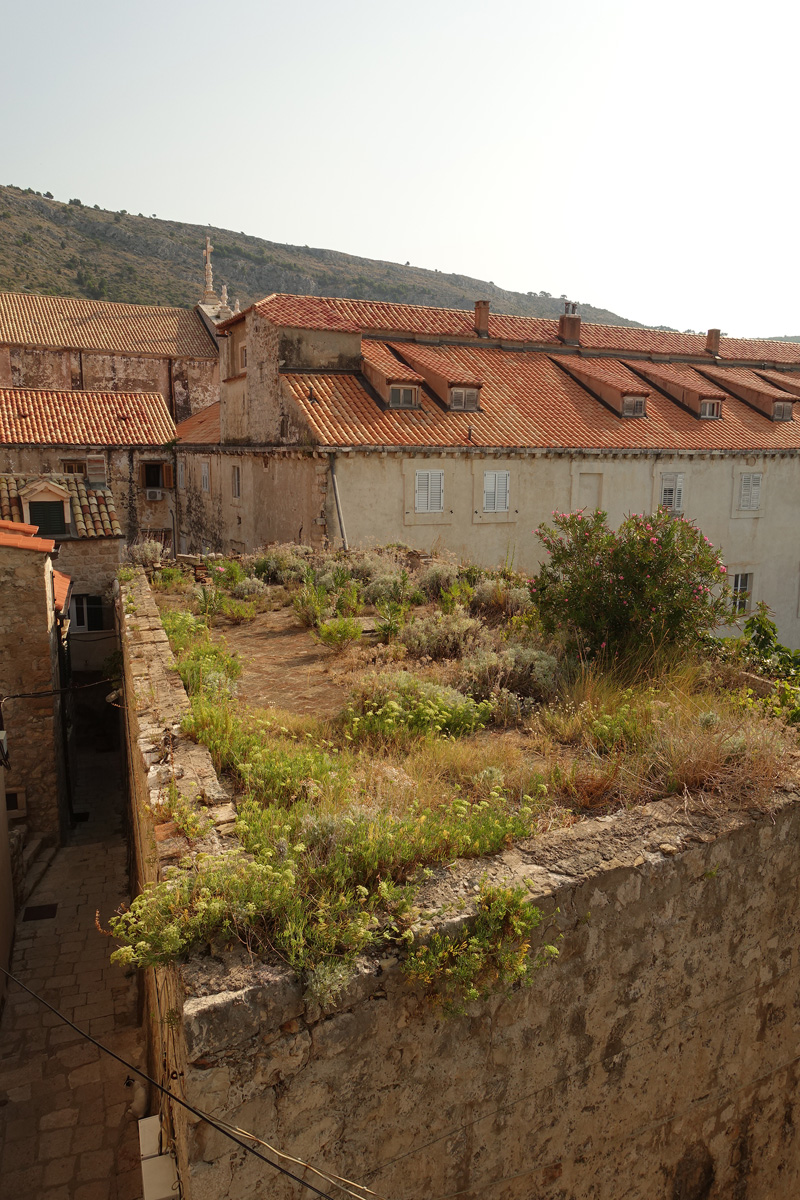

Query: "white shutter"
left=674, top=472, right=684, bottom=511
left=416, top=469, right=444, bottom=513
left=484, top=471, right=497, bottom=513
left=484, top=470, right=509, bottom=513
left=740, top=473, right=761, bottom=511
left=429, top=470, right=444, bottom=512
left=415, top=471, right=430, bottom=512
left=660, top=472, right=684, bottom=511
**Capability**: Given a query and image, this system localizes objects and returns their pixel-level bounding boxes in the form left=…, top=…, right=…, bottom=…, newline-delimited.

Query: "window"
left=389, top=386, right=417, bottom=409
left=201, top=460, right=210, bottom=493
left=774, top=400, right=793, bottom=421
left=622, top=396, right=646, bottom=417
left=450, top=387, right=479, bottom=411
left=483, top=470, right=509, bottom=513
left=29, top=500, right=66, bottom=535
left=139, top=462, right=174, bottom=489
left=415, top=469, right=444, bottom=513
left=61, top=460, right=86, bottom=475
left=660, top=472, right=684, bottom=512
left=732, top=572, right=751, bottom=615
left=178, top=460, right=185, bottom=490
left=240, top=345, right=247, bottom=370
left=700, top=400, right=722, bottom=419
left=739, top=473, right=762, bottom=511
left=71, top=594, right=104, bottom=631
left=232, top=465, right=241, bottom=499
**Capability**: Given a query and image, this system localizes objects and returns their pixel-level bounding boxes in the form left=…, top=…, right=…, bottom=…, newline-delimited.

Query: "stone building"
left=0, top=385, right=176, bottom=662
left=176, top=294, right=800, bottom=644
left=0, top=520, right=71, bottom=841
left=0, top=291, right=219, bottom=424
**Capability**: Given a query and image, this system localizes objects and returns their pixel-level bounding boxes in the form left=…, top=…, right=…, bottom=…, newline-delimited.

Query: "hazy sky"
left=5, top=0, right=799, bottom=335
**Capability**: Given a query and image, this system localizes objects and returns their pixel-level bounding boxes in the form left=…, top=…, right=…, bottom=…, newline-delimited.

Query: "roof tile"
left=0, top=387, right=175, bottom=445
left=0, top=292, right=217, bottom=358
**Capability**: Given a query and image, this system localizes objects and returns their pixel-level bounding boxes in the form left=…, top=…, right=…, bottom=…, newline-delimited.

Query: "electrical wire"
left=1, top=676, right=116, bottom=703
left=0, top=965, right=342, bottom=1200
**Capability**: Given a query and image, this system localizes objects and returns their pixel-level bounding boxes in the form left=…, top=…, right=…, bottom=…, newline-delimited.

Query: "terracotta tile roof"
left=53, top=569, right=72, bottom=613
left=241, top=293, right=800, bottom=364
left=0, top=517, right=39, bottom=535
left=0, top=292, right=217, bottom=358
left=362, top=341, right=424, bottom=384
left=0, top=529, right=55, bottom=553
left=282, top=343, right=800, bottom=452
left=0, top=388, right=175, bottom=446
left=556, top=357, right=651, bottom=396
left=626, top=361, right=728, bottom=399
left=754, top=369, right=800, bottom=396
left=0, top=474, right=123, bottom=538
left=389, top=342, right=483, bottom=388
left=176, top=402, right=221, bottom=444
left=699, top=365, right=795, bottom=400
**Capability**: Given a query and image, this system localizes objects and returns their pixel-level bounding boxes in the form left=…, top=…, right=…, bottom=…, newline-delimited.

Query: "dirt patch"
left=214, top=608, right=352, bottom=716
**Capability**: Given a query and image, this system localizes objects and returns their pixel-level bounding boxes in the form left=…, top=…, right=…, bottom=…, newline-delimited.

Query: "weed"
left=344, top=673, right=493, bottom=744
left=316, top=616, right=363, bottom=651
left=403, top=881, right=557, bottom=1014
left=222, top=598, right=257, bottom=624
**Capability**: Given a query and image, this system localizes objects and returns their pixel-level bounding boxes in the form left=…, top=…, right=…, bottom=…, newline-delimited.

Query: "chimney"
left=474, top=299, right=490, bottom=338
left=705, top=328, right=721, bottom=356
left=558, top=301, right=581, bottom=346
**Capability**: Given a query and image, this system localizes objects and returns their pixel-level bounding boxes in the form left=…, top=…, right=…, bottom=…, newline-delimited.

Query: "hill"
left=0, top=184, right=654, bottom=327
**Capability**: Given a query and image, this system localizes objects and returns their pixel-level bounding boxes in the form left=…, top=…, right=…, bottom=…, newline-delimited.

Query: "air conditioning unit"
left=146, top=489, right=163, bottom=501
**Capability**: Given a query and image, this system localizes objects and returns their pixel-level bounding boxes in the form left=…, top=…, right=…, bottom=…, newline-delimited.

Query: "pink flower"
left=651, top=537, right=657, bottom=543
left=720, top=566, right=727, bottom=573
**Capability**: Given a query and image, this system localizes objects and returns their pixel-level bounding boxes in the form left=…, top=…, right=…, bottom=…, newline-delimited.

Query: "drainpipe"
left=328, top=454, right=349, bottom=551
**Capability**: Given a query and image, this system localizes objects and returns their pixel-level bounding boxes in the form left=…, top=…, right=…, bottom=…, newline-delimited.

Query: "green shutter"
left=29, top=501, right=66, bottom=535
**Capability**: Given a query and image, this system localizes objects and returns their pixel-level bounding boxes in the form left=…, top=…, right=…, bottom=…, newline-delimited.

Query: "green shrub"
left=316, top=616, right=362, bottom=650
left=418, top=561, right=458, bottom=599
left=178, top=640, right=241, bottom=697
left=344, top=673, right=493, bottom=743
left=293, top=582, right=332, bottom=628
left=253, top=545, right=307, bottom=584
left=161, top=610, right=207, bottom=656
left=533, top=508, right=731, bottom=658
left=400, top=609, right=486, bottom=660
left=439, top=579, right=474, bottom=614
left=128, top=539, right=164, bottom=566
left=222, top=598, right=257, bottom=624
left=375, top=598, right=410, bottom=641
left=334, top=581, right=363, bottom=617
left=152, top=566, right=185, bottom=590
left=232, top=576, right=269, bottom=599
left=403, top=882, right=557, bottom=1013
left=458, top=645, right=559, bottom=703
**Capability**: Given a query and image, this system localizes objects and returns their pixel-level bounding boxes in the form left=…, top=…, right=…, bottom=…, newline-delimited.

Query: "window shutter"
left=674, top=473, right=684, bottom=511
left=750, top=473, right=761, bottom=510
left=429, top=470, right=443, bottom=512
left=415, top=471, right=430, bottom=512
left=484, top=471, right=497, bottom=513
left=660, top=473, right=675, bottom=508
left=496, top=470, right=509, bottom=512
left=139, top=463, right=148, bottom=488
left=162, top=463, right=174, bottom=489
left=740, top=474, right=752, bottom=510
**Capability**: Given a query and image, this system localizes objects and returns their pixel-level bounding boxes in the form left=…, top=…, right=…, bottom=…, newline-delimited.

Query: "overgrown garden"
left=111, top=511, right=798, bottom=1008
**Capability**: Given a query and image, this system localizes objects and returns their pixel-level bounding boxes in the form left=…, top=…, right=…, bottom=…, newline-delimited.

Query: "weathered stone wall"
left=117, top=577, right=800, bottom=1200
left=178, top=793, right=800, bottom=1200
left=116, top=570, right=238, bottom=1183
left=176, top=448, right=328, bottom=553
left=0, top=545, right=67, bottom=839
left=3, top=345, right=219, bottom=424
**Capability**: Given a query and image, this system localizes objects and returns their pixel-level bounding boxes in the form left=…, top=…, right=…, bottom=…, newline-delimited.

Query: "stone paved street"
left=0, top=745, right=145, bottom=1200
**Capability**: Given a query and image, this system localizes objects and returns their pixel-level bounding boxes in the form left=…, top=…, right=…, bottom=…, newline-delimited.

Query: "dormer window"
left=451, top=387, right=479, bottom=411
left=774, top=400, right=793, bottom=421
left=389, top=386, right=418, bottom=409
left=622, top=396, right=646, bottom=418
left=699, top=400, right=722, bottom=419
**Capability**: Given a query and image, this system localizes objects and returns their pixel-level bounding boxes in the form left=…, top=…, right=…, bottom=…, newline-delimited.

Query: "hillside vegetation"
left=2, top=183, right=646, bottom=325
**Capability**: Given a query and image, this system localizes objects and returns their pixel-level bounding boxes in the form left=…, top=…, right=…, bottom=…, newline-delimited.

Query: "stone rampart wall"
left=118, top=573, right=800, bottom=1200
